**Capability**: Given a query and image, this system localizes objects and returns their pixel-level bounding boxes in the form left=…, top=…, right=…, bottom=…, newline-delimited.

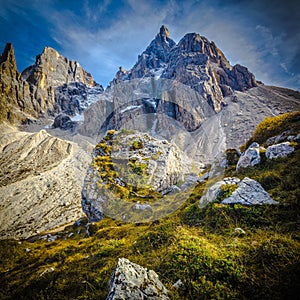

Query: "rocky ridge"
left=0, top=123, right=93, bottom=239
left=81, top=27, right=300, bottom=161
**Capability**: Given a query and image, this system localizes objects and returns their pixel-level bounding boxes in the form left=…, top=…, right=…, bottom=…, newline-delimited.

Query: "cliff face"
left=0, top=43, right=39, bottom=124
left=22, top=46, right=96, bottom=88
left=0, top=43, right=102, bottom=125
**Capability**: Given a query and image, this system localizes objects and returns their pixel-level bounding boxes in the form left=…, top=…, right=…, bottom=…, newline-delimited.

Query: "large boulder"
left=236, top=142, right=260, bottom=172
left=82, top=130, right=185, bottom=222
left=106, top=258, right=170, bottom=300
left=266, top=142, right=295, bottom=160
left=221, top=177, right=278, bottom=205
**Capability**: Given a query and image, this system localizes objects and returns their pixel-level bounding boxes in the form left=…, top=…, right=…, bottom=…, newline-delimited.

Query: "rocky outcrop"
left=199, top=177, right=240, bottom=207
left=221, top=177, right=278, bottom=205
left=106, top=258, right=169, bottom=300
left=200, top=176, right=278, bottom=206
left=266, top=131, right=300, bottom=146
left=52, top=114, right=77, bottom=131
left=236, top=142, right=260, bottom=172
left=266, top=142, right=295, bottom=159
left=82, top=130, right=185, bottom=222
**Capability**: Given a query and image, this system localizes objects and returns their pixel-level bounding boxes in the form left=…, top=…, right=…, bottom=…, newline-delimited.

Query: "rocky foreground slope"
left=0, top=123, right=93, bottom=239
left=0, top=111, right=299, bottom=299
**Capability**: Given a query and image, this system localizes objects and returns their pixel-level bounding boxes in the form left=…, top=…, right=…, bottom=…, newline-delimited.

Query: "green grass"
left=0, top=112, right=300, bottom=299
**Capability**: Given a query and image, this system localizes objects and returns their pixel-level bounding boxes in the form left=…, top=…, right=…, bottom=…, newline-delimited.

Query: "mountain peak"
left=42, top=46, right=60, bottom=56
left=159, top=25, right=170, bottom=38
left=0, top=42, right=17, bottom=69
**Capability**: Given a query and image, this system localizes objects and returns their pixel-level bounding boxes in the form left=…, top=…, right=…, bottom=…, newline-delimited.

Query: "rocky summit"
left=110, top=25, right=257, bottom=113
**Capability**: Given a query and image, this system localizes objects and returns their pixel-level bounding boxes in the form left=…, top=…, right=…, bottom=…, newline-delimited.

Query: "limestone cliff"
left=0, top=43, right=39, bottom=124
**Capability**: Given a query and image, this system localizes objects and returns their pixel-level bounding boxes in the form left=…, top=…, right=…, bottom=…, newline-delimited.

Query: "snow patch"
left=120, top=105, right=142, bottom=114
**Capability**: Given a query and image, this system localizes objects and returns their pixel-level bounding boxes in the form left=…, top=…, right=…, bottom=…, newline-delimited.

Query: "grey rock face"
left=199, top=177, right=240, bottom=207
left=236, top=142, right=260, bottom=172
left=54, top=82, right=88, bottom=116
left=266, top=142, right=295, bottom=159
left=0, top=43, right=40, bottom=124
left=21, top=46, right=102, bottom=117
left=110, top=25, right=176, bottom=85
left=221, top=177, right=278, bottom=205
left=22, top=46, right=96, bottom=88
left=110, top=26, right=257, bottom=115
left=106, top=258, right=169, bottom=300
left=162, top=33, right=225, bottom=112
left=52, top=114, right=77, bottom=131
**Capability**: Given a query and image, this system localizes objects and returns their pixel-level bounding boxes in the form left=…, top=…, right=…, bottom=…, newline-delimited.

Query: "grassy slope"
left=0, top=112, right=300, bottom=300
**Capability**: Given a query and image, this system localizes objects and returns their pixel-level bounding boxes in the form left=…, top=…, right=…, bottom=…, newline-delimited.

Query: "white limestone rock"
left=266, top=142, right=295, bottom=160
left=221, top=177, right=278, bottom=205
left=106, top=258, right=169, bottom=300
left=236, top=142, right=260, bottom=172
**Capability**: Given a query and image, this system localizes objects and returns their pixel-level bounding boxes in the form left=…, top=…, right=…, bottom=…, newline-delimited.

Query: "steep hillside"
left=0, top=112, right=299, bottom=299
left=0, top=123, right=93, bottom=239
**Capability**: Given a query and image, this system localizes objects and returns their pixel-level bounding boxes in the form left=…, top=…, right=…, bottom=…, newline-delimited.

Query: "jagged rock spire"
left=0, top=42, right=17, bottom=70
left=158, top=25, right=170, bottom=38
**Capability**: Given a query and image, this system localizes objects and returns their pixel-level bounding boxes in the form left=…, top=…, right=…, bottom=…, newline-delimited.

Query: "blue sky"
left=0, top=0, right=299, bottom=90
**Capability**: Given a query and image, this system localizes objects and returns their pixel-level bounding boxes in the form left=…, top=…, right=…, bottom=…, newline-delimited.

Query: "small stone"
left=40, top=267, right=55, bottom=277
left=173, top=279, right=183, bottom=289
left=132, top=202, right=153, bottom=211
left=233, top=228, right=246, bottom=236
left=25, top=248, right=31, bottom=253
